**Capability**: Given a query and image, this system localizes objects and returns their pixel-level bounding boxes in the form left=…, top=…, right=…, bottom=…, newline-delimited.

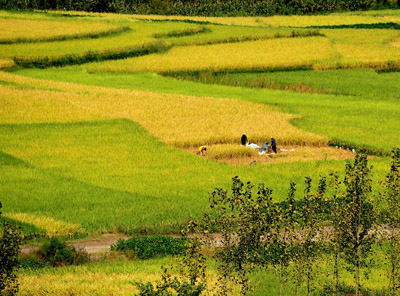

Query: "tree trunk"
left=334, top=249, right=339, bottom=293
left=307, top=261, right=311, bottom=296
left=279, top=265, right=283, bottom=296
left=391, top=243, right=396, bottom=296
left=355, top=246, right=360, bottom=296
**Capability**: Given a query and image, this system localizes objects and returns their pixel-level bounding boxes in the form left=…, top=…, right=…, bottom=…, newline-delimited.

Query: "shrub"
left=37, top=237, right=89, bottom=267
left=0, top=201, right=22, bottom=296
left=111, top=235, right=187, bottom=259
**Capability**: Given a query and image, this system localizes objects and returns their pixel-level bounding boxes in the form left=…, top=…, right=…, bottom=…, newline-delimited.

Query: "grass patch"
left=167, top=68, right=400, bottom=99
left=0, top=118, right=377, bottom=234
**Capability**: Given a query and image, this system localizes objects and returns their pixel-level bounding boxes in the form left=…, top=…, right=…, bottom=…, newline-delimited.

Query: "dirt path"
left=20, top=233, right=130, bottom=255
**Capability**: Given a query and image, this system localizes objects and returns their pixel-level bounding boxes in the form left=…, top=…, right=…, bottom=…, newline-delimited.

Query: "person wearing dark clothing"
left=271, top=137, right=277, bottom=153
left=241, top=133, right=248, bottom=146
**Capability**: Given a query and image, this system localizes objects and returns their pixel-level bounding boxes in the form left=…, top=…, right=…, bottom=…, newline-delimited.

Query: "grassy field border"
left=13, top=40, right=170, bottom=68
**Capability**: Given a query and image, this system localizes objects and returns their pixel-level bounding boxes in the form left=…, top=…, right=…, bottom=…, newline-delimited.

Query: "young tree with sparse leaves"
left=380, top=148, right=400, bottom=296
left=294, top=177, right=326, bottom=296
left=337, top=153, right=375, bottom=296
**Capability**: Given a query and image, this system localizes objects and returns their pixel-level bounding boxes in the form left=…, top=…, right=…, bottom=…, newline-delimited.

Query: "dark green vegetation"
left=111, top=236, right=187, bottom=259
left=36, top=237, right=88, bottom=266
left=1, top=0, right=399, bottom=16
left=0, top=202, right=22, bottom=296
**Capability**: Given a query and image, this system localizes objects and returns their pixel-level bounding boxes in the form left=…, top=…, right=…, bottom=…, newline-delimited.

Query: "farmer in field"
left=241, top=133, right=248, bottom=146
left=199, top=146, right=207, bottom=156
left=271, top=137, right=277, bottom=153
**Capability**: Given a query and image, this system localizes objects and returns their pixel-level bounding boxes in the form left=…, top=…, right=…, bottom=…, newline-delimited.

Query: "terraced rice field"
left=1, top=7, right=399, bottom=296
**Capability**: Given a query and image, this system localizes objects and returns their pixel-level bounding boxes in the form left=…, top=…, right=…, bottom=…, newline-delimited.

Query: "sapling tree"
left=295, top=177, right=326, bottom=296
left=381, top=148, right=400, bottom=295
left=206, top=176, right=278, bottom=296
left=135, top=221, right=207, bottom=296
left=338, top=153, right=375, bottom=296
left=328, top=172, right=344, bottom=294
left=268, top=182, right=298, bottom=296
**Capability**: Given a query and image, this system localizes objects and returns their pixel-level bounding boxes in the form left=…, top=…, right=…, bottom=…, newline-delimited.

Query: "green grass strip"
left=13, top=41, right=170, bottom=68
left=0, top=26, right=131, bottom=44
left=152, top=26, right=211, bottom=38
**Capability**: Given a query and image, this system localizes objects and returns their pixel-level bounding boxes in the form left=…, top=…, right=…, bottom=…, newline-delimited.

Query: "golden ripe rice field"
left=0, top=72, right=327, bottom=148
left=0, top=19, right=119, bottom=42
left=92, top=36, right=337, bottom=73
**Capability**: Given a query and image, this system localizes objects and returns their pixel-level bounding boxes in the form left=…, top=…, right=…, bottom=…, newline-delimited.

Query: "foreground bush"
left=111, top=235, right=186, bottom=259
left=0, top=202, right=22, bottom=296
left=37, top=237, right=89, bottom=267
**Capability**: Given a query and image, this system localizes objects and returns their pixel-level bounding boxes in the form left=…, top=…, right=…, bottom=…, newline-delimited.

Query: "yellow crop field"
left=0, top=19, right=119, bottom=42
left=19, top=272, right=156, bottom=295
left=0, top=58, right=15, bottom=69
left=203, top=145, right=353, bottom=164
left=0, top=21, right=192, bottom=58
left=131, top=13, right=391, bottom=27
left=0, top=72, right=327, bottom=148
left=18, top=259, right=221, bottom=296
left=0, top=85, right=107, bottom=123
left=92, top=36, right=336, bottom=73
left=5, top=213, right=85, bottom=237
left=314, top=29, right=400, bottom=69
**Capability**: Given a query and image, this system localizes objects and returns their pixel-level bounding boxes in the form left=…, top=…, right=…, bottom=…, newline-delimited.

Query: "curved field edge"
left=0, top=72, right=327, bottom=147
left=15, top=68, right=400, bottom=155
